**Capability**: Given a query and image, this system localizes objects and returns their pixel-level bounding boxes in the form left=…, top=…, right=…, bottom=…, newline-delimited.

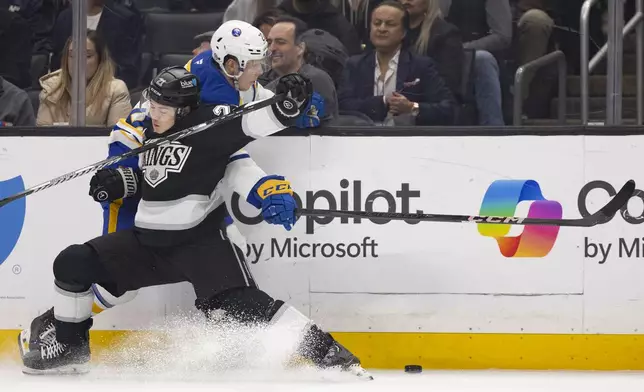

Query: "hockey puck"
left=404, top=365, right=422, bottom=373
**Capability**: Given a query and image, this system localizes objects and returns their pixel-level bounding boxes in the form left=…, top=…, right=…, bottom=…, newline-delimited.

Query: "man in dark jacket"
left=260, top=16, right=339, bottom=121
left=443, top=0, right=512, bottom=54
left=339, top=1, right=455, bottom=126
left=0, top=6, right=32, bottom=89
left=4, top=0, right=68, bottom=54
left=442, top=0, right=510, bottom=125
left=278, top=0, right=362, bottom=55
left=51, top=0, right=143, bottom=89
left=0, top=76, right=36, bottom=127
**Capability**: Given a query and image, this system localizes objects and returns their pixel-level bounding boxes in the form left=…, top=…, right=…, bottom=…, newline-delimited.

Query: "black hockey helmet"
left=144, top=66, right=200, bottom=114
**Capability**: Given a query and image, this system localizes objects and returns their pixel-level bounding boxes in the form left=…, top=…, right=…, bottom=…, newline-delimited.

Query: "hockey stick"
left=0, top=94, right=285, bottom=209
left=295, top=180, right=635, bottom=228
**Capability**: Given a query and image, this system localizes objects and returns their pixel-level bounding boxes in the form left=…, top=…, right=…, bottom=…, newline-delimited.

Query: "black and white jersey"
left=133, top=101, right=288, bottom=246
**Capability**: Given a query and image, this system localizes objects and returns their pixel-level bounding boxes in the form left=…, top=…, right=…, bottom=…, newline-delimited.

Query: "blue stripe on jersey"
left=229, top=153, right=250, bottom=163
left=92, top=285, right=113, bottom=308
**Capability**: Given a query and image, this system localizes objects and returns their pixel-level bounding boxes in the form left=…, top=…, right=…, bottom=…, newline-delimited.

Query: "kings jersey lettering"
left=141, top=142, right=192, bottom=188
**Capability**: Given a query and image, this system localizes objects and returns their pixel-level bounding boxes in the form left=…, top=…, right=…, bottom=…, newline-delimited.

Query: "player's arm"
left=223, top=150, right=298, bottom=231
left=239, top=73, right=313, bottom=138
left=203, top=74, right=314, bottom=158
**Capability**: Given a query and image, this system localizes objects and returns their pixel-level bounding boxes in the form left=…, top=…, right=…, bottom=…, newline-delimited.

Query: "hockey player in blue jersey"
left=185, top=19, right=324, bottom=126
left=100, top=19, right=323, bottom=236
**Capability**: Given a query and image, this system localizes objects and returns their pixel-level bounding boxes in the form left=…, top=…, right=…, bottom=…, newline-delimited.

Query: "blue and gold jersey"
left=101, top=107, right=147, bottom=234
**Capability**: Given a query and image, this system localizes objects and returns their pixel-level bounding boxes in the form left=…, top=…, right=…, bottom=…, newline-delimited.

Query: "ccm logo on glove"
left=258, top=179, right=293, bottom=198
left=247, top=175, right=298, bottom=231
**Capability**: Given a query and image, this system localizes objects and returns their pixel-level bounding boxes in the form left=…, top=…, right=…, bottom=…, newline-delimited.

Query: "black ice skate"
left=302, top=327, right=373, bottom=380
left=319, top=339, right=373, bottom=380
left=18, top=308, right=90, bottom=375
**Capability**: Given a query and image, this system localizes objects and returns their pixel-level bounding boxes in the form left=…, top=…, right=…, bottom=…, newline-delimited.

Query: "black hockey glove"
left=272, top=73, right=313, bottom=125
left=89, top=167, right=140, bottom=203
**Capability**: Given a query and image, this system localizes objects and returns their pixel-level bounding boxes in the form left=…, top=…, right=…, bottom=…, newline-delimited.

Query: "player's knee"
left=196, top=287, right=284, bottom=324
left=53, top=244, right=100, bottom=292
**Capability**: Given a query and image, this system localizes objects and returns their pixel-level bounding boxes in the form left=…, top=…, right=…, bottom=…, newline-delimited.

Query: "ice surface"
left=3, top=313, right=644, bottom=391
left=2, top=367, right=644, bottom=392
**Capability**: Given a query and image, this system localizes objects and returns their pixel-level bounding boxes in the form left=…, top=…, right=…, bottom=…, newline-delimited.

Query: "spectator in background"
left=261, top=16, right=339, bottom=121
left=442, top=0, right=511, bottom=125
left=4, top=0, right=68, bottom=54
left=515, top=0, right=554, bottom=66
left=51, top=0, right=143, bottom=89
left=193, top=31, right=213, bottom=55
left=169, top=0, right=232, bottom=11
left=443, top=0, right=512, bottom=52
left=513, top=0, right=558, bottom=118
left=0, top=6, right=32, bottom=89
left=37, top=31, right=132, bottom=127
left=339, top=1, right=455, bottom=126
left=224, top=0, right=279, bottom=24
left=0, top=76, right=36, bottom=127
left=299, top=28, right=349, bottom=90
left=342, top=0, right=384, bottom=44
left=252, top=7, right=285, bottom=38
left=278, top=0, right=363, bottom=55
left=400, top=0, right=463, bottom=99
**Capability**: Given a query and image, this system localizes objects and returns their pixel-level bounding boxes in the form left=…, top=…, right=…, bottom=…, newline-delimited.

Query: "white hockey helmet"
left=211, top=20, right=268, bottom=77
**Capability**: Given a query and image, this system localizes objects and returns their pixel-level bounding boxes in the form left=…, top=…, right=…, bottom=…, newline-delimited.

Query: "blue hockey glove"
left=295, top=92, right=326, bottom=129
left=261, top=193, right=297, bottom=230
left=247, top=175, right=298, bottom=231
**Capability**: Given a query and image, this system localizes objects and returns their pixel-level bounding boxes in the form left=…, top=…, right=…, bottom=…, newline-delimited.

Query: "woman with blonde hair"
left=37, top=30, right=132, bottom=127
left=400, top=0, right=464, bottom=98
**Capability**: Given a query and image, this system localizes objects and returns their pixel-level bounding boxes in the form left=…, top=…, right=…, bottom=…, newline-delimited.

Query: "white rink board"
left=0, top=135, right=642, bottom=333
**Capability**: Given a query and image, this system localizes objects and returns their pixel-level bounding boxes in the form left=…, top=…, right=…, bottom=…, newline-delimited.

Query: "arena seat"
left=158, top=54, right=194, bottom=71
left=30, top=53, right=50, bottom=90
left=143, top=12, right=224, bottom=55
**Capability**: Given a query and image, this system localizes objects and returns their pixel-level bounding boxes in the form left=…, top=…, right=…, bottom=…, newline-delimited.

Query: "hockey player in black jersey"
left=18, top=67, right=371, bottom=379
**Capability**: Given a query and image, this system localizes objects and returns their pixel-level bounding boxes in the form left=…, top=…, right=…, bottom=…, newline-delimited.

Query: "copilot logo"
left=0, top=176, right=26, bottom=266
left=477, top=180, right=562, bottom=258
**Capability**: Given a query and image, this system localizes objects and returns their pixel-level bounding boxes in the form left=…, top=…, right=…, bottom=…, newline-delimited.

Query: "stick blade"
left=593, top=179, right=636, bottom=225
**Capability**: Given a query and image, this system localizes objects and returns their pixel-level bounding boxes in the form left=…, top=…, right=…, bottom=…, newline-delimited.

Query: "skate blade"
left=346, top=364, right=374, bottom=380
left=18, top=329, right=30, bottom=356
left=22, top=363, right=90, bottom=376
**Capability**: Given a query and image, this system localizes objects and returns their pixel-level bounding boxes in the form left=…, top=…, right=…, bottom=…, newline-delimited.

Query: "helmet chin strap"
left=220, top=66, right=243, bottom=89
